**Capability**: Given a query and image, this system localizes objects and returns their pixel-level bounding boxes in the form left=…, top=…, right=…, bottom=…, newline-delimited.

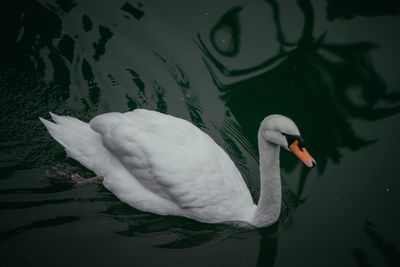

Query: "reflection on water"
left=0, top=216, right=80, bottom=241
left=154, top=53, right=206, bottom=128
left=103, top=200, right=280, bottom=265
left=1, top=0, right=399, bottom=266
left=210, top=6, right=242, bottom=57
left=197, top=0, right=400, bottom=204
left=106, top=201, right=243, bottom=249
left=326, top=0, right=400, bottom=20
left=0, top=172, right=280, bottom=265
left=352, top=222, right=400, bottom=267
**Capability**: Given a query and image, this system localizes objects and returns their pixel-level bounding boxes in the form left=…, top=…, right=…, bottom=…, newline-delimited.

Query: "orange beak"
left=289, top=140, right=316, bottom=168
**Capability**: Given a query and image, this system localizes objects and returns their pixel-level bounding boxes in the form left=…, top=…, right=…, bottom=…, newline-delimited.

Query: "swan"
left=40, top=109, right=316, bottom=227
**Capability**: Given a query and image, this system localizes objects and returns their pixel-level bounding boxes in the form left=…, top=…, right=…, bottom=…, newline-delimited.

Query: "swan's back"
left=89, top=109, right=255, bottom=223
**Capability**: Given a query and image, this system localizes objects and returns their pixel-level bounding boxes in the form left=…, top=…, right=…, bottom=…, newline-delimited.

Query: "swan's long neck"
left=250, top=133, right=282, bottom=227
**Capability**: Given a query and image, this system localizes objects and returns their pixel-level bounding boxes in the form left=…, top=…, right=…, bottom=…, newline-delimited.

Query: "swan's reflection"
left=0, top=178, right=282, bottom=265
left=103, top=200, right=280, bottom=265
left=1, top=172, right=281, bottom=264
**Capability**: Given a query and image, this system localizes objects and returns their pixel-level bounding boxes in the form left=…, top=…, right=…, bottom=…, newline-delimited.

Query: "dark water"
left=1, top=0, right=400, bottom=266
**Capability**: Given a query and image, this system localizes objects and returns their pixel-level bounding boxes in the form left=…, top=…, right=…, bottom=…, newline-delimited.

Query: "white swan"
left=40, top=109, right=315, bottom=227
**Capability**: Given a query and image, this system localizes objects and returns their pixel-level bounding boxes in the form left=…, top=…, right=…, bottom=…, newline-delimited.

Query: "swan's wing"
left=90, top=109, right=254, bottom=222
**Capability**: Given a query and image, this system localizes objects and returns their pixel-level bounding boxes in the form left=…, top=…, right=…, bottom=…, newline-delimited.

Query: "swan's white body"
left=40, top=109, right=315, bottom=227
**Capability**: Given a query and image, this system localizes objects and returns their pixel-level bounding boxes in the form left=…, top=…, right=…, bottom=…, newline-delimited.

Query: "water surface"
left=1, top=0, right=400, bottom=266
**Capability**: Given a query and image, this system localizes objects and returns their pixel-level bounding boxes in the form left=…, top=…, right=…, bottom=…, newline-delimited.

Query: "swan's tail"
left=39, top=113, right=103, bottom=172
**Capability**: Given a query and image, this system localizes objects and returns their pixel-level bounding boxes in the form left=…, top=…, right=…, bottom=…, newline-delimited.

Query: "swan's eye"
left=281, top=133, right=306, bottom=150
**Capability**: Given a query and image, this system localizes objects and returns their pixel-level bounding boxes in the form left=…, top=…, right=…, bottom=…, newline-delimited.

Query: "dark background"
left=1, top=0, right=400, bottom=266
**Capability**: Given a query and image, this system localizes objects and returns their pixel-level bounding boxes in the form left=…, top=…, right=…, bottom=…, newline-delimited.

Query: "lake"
left=1, top=0, right=400, bottom=266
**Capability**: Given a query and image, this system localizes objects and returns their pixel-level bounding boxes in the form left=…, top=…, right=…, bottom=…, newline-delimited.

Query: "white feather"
left=40, top=109, right=309, bottom=227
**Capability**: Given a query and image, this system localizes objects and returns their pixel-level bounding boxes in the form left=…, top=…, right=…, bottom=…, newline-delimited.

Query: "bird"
left=40, top=109, right=316, bottom=228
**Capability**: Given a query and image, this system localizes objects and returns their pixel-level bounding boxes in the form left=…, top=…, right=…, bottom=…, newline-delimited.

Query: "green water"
left=1, top=0, right=400, bottom=266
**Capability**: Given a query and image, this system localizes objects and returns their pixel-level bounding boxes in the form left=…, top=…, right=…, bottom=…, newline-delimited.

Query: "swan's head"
left=259, top=115, right=316, bottom=168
